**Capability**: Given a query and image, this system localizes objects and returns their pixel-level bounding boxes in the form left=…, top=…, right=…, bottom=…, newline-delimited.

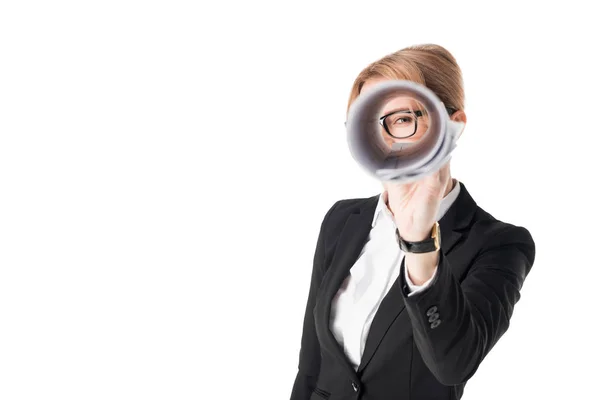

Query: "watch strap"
left=396, top=222, right=441, bottom=253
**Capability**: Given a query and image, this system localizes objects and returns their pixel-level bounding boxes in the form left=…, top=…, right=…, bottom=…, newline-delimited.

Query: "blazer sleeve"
left=399, top=224, right=535, bottom=386
left=290, top=201, right=339, bottom=400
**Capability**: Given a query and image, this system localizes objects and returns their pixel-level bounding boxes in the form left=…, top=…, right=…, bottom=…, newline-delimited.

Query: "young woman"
left=290, top=44, right=536, bottom=400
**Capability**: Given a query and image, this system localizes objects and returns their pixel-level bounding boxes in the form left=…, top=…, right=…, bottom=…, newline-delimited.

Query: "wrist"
left=398, top=223, right=436, bottom=242
left=405, top=251, right=439, bottom=285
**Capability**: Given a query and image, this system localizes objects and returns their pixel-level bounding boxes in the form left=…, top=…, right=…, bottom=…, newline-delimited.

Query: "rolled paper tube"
left=346, top=80, right=464, bottom=184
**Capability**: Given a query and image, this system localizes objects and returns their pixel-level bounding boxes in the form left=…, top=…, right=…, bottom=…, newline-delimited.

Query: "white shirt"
left=329, top=179, right=461, bottom=370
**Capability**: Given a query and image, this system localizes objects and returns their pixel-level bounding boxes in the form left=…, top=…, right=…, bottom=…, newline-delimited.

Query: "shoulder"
left=441, top=181, right=535, bottom=255
left=321, top=194, right=378, bottom=226
left=469, top=205, right=535, bottom=264
left=315, top=194, right=378, bottom=251
left=436, top=190, right=536, bottom=282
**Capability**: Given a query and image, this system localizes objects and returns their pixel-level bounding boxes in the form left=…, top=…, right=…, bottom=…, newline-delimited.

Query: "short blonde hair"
left=346, top=44, right=465, bottom=115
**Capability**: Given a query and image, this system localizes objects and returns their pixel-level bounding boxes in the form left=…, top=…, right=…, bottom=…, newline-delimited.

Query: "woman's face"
left=361, top=78, right=431, bottom=148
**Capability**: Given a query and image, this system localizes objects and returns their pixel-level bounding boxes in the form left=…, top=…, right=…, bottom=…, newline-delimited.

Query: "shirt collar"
left=371, top=178, right=462, bottom=227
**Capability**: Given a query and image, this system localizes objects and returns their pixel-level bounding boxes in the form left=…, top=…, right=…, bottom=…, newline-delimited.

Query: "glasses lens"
left=383, top=111, right=418, bottom=139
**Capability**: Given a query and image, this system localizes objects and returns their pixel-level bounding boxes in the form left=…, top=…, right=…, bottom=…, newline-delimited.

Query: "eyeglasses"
left=379, top=107, right=458, bottom=139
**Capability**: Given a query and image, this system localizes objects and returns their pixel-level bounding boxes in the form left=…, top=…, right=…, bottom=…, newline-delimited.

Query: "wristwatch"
left=396, top=222, right=441, bottom=253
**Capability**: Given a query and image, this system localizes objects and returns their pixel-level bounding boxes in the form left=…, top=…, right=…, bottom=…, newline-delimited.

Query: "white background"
left=1, top=1, right=599, bottom=399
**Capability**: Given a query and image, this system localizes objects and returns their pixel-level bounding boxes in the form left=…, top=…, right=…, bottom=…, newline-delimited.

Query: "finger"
left=439, top=164, right=449, bottom=183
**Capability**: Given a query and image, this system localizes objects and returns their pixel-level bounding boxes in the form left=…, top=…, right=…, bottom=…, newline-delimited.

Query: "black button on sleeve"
left=428, top=312, right=440, bottom=323
left=426, top=306, right=438, bottom=316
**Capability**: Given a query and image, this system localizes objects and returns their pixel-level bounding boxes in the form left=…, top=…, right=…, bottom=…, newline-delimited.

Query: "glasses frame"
left=379, top=107, right=458, bottom=139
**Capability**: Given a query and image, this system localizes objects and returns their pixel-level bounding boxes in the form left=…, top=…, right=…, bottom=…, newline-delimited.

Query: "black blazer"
left=290, top=181, right=535, bottom=400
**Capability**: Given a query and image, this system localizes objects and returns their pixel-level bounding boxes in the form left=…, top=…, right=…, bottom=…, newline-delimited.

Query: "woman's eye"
left=393, top=117, right=412, bottom=125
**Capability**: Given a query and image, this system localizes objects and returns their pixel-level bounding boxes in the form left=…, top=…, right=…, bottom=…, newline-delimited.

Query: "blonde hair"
left=346, top=44, right=465, bottom=115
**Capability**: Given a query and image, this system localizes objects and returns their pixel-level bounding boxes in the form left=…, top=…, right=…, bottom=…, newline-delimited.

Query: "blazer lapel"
left=438, top=181, right=478, bottom=271
left=357, top=272, right=407, bottom=373
left=314, top=195, right=378, bottom=378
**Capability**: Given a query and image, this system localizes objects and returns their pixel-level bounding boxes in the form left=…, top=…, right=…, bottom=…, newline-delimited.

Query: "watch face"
left=432, top=222, right=440, bottom=249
